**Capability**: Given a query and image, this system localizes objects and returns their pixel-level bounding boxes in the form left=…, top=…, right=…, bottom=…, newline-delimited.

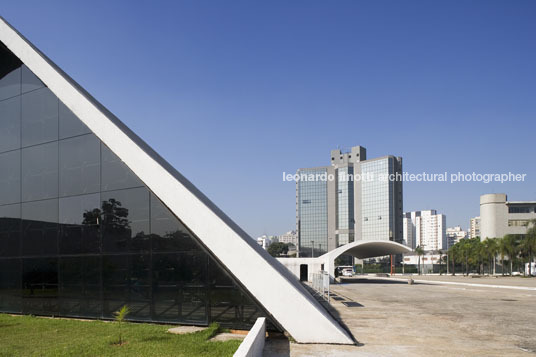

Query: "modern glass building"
left=336, top=166, right=354, bottom=246
left=296, top=146, right=403, bottom=257
left=356, top=156, right=403, bottom=243
left=0, top=42, right=265, bottom=328
left=0, top=16, right=352, bottom=344
left=296, top=168, right=328, bottom=257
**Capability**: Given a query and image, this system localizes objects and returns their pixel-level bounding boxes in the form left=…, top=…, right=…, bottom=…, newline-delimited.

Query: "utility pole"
left=390, top=255, right=394, bottom=275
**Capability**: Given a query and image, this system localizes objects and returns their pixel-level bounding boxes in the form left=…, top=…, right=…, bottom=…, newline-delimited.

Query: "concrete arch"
left=320, top=240, right=412, bottom=281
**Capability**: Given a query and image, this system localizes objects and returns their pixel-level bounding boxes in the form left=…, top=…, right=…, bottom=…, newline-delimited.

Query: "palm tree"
left=114, top=305, right=130, bottom=345
left=522, top=220, right=536, bottom=277
left=499, top=237, right=508, bottom=275
left=503, top=234, right=518, bottom=275
left=483, top=238, right=497, bottom=275
left=449, top=243, right=457, bottom=275
left=490, top=238, right=499, bottom=275
left=415, top=246, right=424, bottom=275
left=438, top=250, right=443, bottom=275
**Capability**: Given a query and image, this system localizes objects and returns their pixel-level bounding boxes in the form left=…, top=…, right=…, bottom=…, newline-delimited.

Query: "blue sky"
left=4, top=1, right=536, bottom=237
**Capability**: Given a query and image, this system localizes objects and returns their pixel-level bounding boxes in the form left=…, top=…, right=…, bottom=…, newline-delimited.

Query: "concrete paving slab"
left=210, top=332, right=246, bottom=342
left=167, top=325, right=207, bottom=334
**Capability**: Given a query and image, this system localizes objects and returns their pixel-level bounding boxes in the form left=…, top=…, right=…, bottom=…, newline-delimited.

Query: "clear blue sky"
left=4, top=1, right=535, bottom=237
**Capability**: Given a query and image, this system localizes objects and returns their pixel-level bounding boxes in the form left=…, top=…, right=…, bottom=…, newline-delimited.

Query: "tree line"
left=416, top=219, right=536, bottom=276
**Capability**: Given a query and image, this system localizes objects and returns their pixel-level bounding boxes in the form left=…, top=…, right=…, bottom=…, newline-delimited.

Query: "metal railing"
left=312, top=270, right=330, bottom=302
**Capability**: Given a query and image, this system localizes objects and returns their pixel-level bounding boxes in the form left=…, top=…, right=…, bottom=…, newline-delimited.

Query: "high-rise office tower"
left=296, top=146, right=403, bottom=257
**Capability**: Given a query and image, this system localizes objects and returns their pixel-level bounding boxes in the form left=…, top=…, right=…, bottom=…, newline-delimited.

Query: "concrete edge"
left=233, top=317, right=266, bottom=357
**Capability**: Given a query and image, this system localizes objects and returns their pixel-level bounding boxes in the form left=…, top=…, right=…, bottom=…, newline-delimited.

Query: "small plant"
left=114, top=305, right=130, bottom=345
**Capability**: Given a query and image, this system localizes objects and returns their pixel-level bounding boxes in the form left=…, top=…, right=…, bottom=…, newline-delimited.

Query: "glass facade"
left=336, top=167, right=354, bottom=246
left=297, top=168, right=328, bottom=257
left=361, top=158, right=395, bottom=241
left=0, top=42, right=269, bottom=329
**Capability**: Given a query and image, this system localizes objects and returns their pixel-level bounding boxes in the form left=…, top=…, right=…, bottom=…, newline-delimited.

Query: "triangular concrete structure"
left=0, top=17, right=353, bottom=344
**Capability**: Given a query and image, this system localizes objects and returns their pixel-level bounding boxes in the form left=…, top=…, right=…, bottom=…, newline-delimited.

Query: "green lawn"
left=0, top=314, right=240, bottom=357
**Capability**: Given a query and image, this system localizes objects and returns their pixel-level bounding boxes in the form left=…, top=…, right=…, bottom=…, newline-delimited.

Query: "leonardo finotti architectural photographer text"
left=282, top=171, right=527, bottom=184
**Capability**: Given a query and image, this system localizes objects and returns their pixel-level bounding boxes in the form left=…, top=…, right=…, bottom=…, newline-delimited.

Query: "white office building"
left=404, top=210, right=446, bottom=251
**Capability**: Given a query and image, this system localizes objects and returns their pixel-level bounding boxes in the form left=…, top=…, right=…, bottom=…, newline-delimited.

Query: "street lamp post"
left=311, top=241, right=314, bottom=258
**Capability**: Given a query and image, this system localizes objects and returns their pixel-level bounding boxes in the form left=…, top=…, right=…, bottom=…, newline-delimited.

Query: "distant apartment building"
left=480, top=194, right=536, bottom=240
left=403, top=210, right=446, bottom=251
left=403, top=211, right=420, bottom=249
left=446, top=226, right=467, bottom=248
left=296, top=146, right=403, bottom=257
left=256, top=235, right=277, bottom=249
left=469, top=216, right=481, bottom=238
left=278, top=230, right=298, bottom=246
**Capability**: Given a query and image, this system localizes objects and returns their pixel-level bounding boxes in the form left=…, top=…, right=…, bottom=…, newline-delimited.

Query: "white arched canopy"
left=320, top=240, right=412, bottom=280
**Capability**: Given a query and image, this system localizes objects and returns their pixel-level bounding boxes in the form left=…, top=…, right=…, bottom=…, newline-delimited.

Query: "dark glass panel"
left=59, top=101, right=90, bottom=139
left=22, top=257, right=58, bottom=315
left=208, top=259, right=253, bottom=328
left=128, top=254, right=151, bottom=320
left=179, top=251, right=208, bottom=287
left=151, top=193, right=199, bottom=252
left=0, top=68, right=21, bottom=101
left=59, top=256, right=101, bottom=317
left=152, top=253, right=179, bottom=322
left=22, top=199, right=58, bottom=256
left=152, top=253, right=208, bottom=324
left=181, top=287, right=208, bottom=323
left=0, top=150, right=21, bottom=205
left=21, top=87, right=58, bottom=147
left=0, top=96, right=21, bottom=153
left=102, top=255, right=127, bottom=318
left=0, top=42, right=22, bottom=101
left=21, top=65, right=44, bottom=93
left=59, top=134, right=100, bottom=197
left=0, top=258, right=21, bottom=313
left=59, top=194, right=100, bottom=254
left=0, top=204, right=21, bottom=257
left=101, top=144, right=142, bottom=191
left=21, top=141, right=58, bottom=201
left=101, top=187, right=150, bottom=253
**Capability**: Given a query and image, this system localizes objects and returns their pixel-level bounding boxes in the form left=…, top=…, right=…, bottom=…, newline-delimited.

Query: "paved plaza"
left=265, top=276, right=536, bottom=356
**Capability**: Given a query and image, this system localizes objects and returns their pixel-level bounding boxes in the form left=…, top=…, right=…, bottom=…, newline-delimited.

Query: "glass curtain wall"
left=0, top=42, right=270, bottom=329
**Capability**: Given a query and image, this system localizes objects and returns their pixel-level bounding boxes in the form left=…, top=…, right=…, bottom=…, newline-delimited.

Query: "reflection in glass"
left=0, top=150, right=21, bottom=205
left=59, top=134, right=100, bottom=197
left=21, top=65, right=44, bottom=93
left=101, top=144, right=142, bottom=191
left=22, top=141, right=58, bottom=202
left=59, top=256, right=101, bottom=317
left=0, top=96, right=21, bottom=153
left=59, top=102, right=90, bottom=139
left=101, top=187, right=149, bottom=253
left=0, top=42, right=22, bottom=101
left=0, top=204, right=20, bottom=257
left=59, top=194, right=100, bottom=254
left=22, top=199, right=58, bottom=256
left=102, top=255, right=152, bottom=319
left=0, top=258, right=21, bottom=312
left=22, top=258, right=58, bottom=315
left=21, top=87, right=58, bottom=147
left=151, top=193, right=199, bottom=252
